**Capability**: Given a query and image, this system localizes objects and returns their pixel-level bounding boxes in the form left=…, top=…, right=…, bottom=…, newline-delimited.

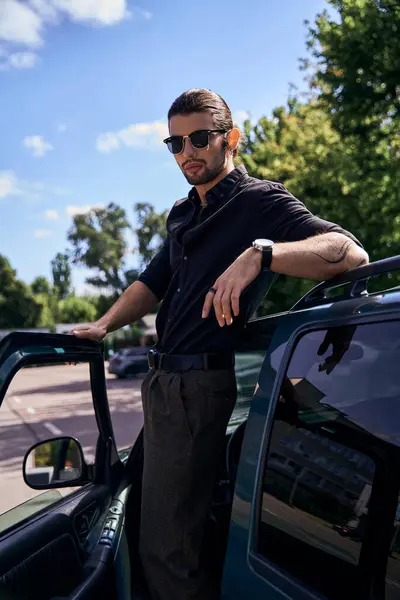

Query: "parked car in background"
left=108, top=346, right=150, bottom=379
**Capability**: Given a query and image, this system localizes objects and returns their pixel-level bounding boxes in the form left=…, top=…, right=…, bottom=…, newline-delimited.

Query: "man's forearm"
left=97, top=281, right=158, bottom=334
left=269, top=232, right=369, bottom=280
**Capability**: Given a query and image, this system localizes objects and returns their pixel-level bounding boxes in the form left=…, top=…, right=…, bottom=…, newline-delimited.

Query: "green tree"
left=304, top=0, right=400, bottom=140
left=134, top=202, right=168, bottom=266
left=0, top=255, right=42, bottom=328
left=67, top=203, right=132, bottom=294
left=51, top=252, right=72, bottom=299
left=33, top=293, right=56, bottom=328
left=58, top=295, right=97, bottom=324
left=31, top=276, right=51, bottom=295
left=303, top=0, right=400, bottom=287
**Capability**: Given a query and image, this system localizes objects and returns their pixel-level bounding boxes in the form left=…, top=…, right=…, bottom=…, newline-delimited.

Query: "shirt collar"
left=188, top=164, right=248, bottom=206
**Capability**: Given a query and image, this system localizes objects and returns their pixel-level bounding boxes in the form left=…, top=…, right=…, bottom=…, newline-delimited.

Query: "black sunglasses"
left=163, top=129, right=227, bottom=155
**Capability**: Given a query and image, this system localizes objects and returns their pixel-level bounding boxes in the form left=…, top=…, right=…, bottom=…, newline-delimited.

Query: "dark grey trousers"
left=139, top=367, right=237, bottom=600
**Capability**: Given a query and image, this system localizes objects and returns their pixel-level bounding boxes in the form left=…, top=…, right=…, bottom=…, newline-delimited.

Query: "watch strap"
left=261, top=246, right=273, bottom=270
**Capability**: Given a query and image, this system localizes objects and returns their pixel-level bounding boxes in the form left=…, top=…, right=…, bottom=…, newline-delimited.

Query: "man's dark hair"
left=168, top=88, right=239, bottom=157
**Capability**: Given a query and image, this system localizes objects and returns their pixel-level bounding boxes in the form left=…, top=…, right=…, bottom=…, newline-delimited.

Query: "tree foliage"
left=0, top=255, right=42, bottom=328
left=305, top=0, right=400, bottom=140
left=51, top=253, right=72, bottom=299
left=58, top=295, right=97, bottom=324
left=31, top=276, right=52, bottom=296
left=134, top=202, right=168, bottom=267
left=67, top=203, right=132, bottom=294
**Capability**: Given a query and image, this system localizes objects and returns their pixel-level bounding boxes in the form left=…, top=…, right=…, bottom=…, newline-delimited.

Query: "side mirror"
left=23, top=436, right=90, bottom=490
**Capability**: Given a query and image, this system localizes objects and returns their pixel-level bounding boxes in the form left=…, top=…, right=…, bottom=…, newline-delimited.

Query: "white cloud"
left=95, top=132, right=120, bottom=153
left=23, top=135, right=54, bottom=157
left=66, top=203, right=104, bottom=217
left=0, top=1, right=150, bottom=70
left=34, top=228, right=54, bottom=238
left=52, top=0, right=129, bottom=25
left=56, top=122, right=68, bottom=133
left=0, top=170, right=21, bottom=199
left=9, top=51, right=38, bottom=68
left=28, top=0, right=60, bottom=24
left=0, top=170, right=69, bottom=204
left=0, top=0, right=44, bottom=47
left=44, top=208, right=59, bottom=219
left=96, top=120, right=168, bottom=153
left=131, top=6, right=152, bottom=20
left=0, top=48, right=38, bottom=70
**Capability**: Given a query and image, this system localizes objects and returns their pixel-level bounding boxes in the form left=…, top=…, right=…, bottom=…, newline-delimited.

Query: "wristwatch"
left=252, top=238, right=275, bottom=270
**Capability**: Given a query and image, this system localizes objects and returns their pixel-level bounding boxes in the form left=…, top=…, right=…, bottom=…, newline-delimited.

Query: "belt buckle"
left=148, top=349, right=157, bottom=370
left=148, top=349, right=163, bottom=371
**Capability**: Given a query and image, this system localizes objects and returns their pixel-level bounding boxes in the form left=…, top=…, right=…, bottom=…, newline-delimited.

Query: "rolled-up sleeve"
left=260, top=182, right=363, bottom=248
left=137, top=237, right=172, bottom=301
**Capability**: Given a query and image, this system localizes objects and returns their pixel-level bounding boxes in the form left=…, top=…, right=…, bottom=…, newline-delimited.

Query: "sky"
left=0, top=0, right=330, bottom=294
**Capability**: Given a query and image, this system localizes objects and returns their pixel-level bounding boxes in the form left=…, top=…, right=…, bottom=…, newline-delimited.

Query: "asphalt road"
left=0, top=363, right=144, bottom=517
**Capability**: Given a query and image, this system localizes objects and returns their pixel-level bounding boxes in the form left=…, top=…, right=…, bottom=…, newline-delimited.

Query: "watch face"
left=253, top=238, right=274, bottom=249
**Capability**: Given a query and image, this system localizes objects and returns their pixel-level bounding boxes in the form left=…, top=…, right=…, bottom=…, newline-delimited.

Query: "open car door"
left=0, top=332, right=132, bottom=600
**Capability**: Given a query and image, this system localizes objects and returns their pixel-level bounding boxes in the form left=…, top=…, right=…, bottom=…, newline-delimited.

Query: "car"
left=108, top=346, right=150, bottom=379
left=1, top=256, right=400, bottom=600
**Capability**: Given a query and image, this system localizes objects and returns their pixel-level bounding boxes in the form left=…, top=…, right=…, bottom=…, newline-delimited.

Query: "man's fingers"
left=70, top=329, right=85, bottom=337
left=202, top=281, right=241, bottom=326
left=202, top=290, right=216, bottom=319
left=231, top=286, right=242, bottom=318
left=70, top=328, right=97, bottom=341
left=221, top=288, right=234, bottom=326
left=213, top=288, right=225, bottom=327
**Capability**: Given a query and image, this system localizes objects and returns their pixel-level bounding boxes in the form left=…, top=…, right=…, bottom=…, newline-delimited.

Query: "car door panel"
left=0, top=332, right=131, bottom=600
left=0, top=482, right=119, bottom=599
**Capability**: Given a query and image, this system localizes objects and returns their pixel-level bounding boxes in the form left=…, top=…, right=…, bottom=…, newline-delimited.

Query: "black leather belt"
left=147, top=350, right=235, bottom=372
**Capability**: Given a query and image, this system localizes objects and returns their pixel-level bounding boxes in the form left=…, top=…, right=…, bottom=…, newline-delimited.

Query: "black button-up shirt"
left=138, top=165, right=361, bottom=354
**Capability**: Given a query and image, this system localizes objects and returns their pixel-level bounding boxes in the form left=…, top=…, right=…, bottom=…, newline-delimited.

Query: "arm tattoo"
left=355, top=257, right=368, bottom=267
left=311, top=239, right=353, bottom=264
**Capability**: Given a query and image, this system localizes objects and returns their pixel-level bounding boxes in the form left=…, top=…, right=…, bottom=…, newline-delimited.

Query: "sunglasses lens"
left=167, top=138, right=183, bottom=154
left=190, top=131, right=209, bottom=149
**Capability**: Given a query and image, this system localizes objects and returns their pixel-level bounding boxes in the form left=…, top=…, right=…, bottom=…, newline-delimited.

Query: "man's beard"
left=182, top=151, right=226, bottom=186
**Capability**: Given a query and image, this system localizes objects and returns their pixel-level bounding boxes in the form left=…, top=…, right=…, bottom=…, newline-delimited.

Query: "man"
left=70, top=89, right=368, bottom=599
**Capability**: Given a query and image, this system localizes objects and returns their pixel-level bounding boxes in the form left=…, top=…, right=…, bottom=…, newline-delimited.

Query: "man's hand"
left=202, top=248, right=261, bottom=326
left=69, top=321, right=107, bottom=342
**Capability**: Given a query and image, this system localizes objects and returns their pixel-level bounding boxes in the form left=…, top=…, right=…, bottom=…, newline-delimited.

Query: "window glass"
left=227, top=351, right=265, bottom=433
left=258, top=322, right=400, bottom=599
left=106, top=348, right=146, bottom=451
left=0, top=362, right=98, bottom=532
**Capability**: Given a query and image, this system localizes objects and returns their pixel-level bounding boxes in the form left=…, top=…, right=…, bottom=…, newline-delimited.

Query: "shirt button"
left=177, top=288, right=181, bottom=293
left=220, top=193, right=224, bottom=197
left=183, top=256, right=188, bottom=261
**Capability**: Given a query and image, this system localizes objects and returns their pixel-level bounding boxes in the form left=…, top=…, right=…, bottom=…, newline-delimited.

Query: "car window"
left=106, top=353, right=145, bottom=452
left=227, top=351, right=266, bottom=433
left=0, top=362, right=98, bottom=532
left=257, top=321, right=400, bottom=600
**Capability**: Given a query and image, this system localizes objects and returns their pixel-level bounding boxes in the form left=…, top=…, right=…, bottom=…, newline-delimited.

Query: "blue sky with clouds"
left=0, top=0, right=329, bottom=293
